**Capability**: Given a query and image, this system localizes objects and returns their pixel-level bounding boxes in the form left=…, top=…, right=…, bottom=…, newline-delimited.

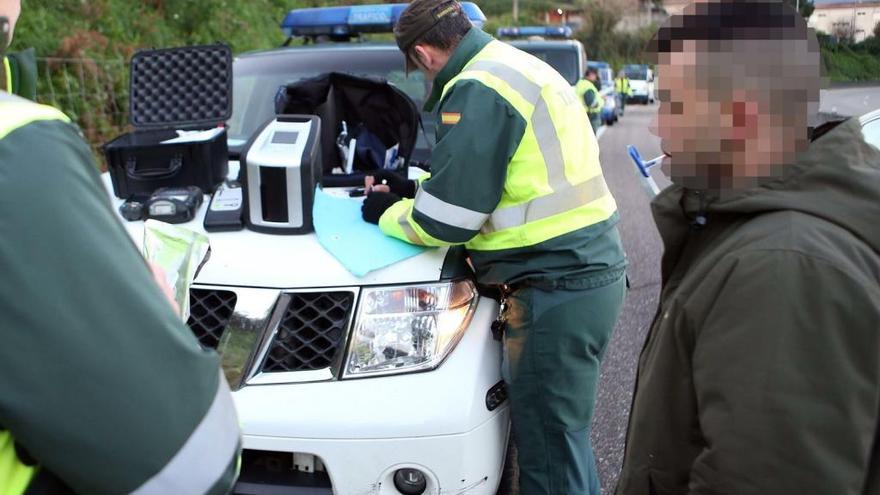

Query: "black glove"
left=362, top=191, right=401, bottom=224
left=367, top=170, right=416, bottom=198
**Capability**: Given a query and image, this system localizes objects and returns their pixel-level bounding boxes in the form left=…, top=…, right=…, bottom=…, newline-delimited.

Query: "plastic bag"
left=142, top=220, right=211, bottom=321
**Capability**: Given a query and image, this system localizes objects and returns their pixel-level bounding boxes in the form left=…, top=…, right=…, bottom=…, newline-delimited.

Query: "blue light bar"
left=496, top=26, right=573, bottom=39
left=281, top=2, right=487, bottom=39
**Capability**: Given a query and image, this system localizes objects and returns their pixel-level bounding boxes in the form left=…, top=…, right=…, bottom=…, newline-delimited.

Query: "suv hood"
left=102, top=172, right=449, bottom=289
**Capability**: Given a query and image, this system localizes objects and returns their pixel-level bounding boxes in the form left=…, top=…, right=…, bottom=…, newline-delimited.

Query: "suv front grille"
left=261, top=292, right=355, bottom=372
left=187, top=289, right=237, bottom=349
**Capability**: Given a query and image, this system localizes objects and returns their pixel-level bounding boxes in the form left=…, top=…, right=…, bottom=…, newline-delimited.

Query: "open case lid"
left=275, top=72, right=419, bottom=172
left=129, top=44, right=232, bottom=130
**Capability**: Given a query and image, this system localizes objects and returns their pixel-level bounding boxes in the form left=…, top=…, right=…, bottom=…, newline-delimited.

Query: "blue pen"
left=626, top=145, right=665, bottom=198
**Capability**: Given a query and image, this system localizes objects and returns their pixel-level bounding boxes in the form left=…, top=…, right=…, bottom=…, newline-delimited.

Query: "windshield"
left=228, top=48, right=433, bottom=153
left=599, top=68, right=614, bottom=89
left=623, top=65, right=649, bottom=81
left=518, top=46, right=580, bottom=85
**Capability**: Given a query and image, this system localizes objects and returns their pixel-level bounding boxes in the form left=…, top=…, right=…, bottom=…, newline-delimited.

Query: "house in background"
left=809, top=0, right=880, bottom=42
left=543, top=2, right=586, bottom=30
left=541, top=0, right=670, bottom=32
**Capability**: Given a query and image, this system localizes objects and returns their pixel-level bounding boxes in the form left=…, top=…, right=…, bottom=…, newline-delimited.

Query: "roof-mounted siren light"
left=496, top=26, right=574, bottom=39
left=281, top=2, right=487, bottom=45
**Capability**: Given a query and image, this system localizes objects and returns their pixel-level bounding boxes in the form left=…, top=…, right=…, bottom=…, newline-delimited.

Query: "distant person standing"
left=576, top=68, right=604, bottom=132
left=614, top=70, right=631, bottom=115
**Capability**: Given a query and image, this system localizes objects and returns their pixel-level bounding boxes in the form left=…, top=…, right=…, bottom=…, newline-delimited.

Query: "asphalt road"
left=587, top=87, right=878, bottom=493
left=820, top=85, right=880, bottom=118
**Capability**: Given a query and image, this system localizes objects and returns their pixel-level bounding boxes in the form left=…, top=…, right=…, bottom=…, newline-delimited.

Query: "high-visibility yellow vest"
left=2, top=58, right=12, bottom=94
left=575, top=78, right=603, bottom=115
left=382, top=40, right=617, bottom=251
left=0, top=94, right=70, bottom=140
left=615, top=77, right=631, bottom=96
left=1, top=431, right=34, bottom=495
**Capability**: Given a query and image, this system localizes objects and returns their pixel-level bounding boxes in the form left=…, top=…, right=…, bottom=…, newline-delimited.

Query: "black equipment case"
left=104, top=44, right=232, bottom=199
left=274, top=72, right=420, bottom=187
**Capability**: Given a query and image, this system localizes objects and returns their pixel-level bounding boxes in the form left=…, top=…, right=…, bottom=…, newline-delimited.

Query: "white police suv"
left=107, top=4, right=514, bottom=495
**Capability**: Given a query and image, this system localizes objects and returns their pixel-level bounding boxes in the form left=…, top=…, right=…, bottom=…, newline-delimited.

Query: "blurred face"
left=652, top=41, right=807, bottom=191
left=0, top=0, right=21, bottom=45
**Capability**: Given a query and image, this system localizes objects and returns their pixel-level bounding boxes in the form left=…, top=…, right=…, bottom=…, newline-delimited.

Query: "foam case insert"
left=104, top=44, right=232, bottom=199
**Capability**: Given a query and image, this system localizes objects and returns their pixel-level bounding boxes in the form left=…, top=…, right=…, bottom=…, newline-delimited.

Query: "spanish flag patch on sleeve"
left=441, top=112, right=462, bottom=125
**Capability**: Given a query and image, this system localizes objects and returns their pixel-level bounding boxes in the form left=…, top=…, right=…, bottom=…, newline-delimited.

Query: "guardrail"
left=34, top=57, right=130, bottom=168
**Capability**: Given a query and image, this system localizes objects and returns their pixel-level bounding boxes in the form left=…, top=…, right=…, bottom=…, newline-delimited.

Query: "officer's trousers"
left=589, top=114, right=602, bottom=133
left=502, top=274, right=626, bottom=495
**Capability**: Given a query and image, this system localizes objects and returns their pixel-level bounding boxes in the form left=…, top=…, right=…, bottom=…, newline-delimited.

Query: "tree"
left=874, top=20, right=880, bottom=39
left=784, top=0, right=814, bottom=18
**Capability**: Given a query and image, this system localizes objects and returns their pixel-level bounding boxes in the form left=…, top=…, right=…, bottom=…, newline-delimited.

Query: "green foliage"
left=817, top=31, right=880, bottom=81
left=574, top=2, right=655, bottom=70
left=822, top=44, right=880, bottom=82
left=13, top=0, right=296, bottom=58
left=7, top=0, right=876, bottom=164
left=783, top=0, right=814, bottom=19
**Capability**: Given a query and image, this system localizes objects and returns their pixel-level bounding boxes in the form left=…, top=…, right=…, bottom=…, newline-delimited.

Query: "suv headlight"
left=344, top=280, right=478, bottom=378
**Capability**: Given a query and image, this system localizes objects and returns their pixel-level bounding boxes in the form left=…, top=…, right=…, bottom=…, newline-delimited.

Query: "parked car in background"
left=622, top=63, right=655, bottom=104
left=498, top=26, right=586, bottom=87
left=588, top=60, right=621, bottom=125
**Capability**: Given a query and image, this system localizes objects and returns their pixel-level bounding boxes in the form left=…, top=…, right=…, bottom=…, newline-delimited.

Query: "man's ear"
left=412, top=45, right=430, bottom=71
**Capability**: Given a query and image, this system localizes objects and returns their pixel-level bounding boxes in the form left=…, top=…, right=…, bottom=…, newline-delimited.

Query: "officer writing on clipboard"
left=362, top=1, right=627, bottom=493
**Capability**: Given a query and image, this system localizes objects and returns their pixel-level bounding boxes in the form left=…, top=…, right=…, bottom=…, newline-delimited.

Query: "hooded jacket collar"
left=652, top=117, right=880, bottom=276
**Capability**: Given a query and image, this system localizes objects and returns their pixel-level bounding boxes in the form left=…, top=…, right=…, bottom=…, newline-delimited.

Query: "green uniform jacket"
left=0, top=92, right=240, bottom=494
left=382, top=29, right=625, bottom=285
left=3, top=49, right=38, bottom=100
left=616, top=118, right=880, bottom=494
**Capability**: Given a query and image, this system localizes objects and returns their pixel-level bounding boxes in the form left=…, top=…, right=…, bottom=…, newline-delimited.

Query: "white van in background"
left=622, top=64, right=655, bottom=104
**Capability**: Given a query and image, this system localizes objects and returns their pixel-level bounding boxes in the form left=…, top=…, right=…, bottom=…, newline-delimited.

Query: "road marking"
left=596, top=125, right=606, bottom=141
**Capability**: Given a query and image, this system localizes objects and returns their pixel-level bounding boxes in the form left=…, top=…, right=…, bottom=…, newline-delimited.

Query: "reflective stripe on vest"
left=0, top=432, right=35, bottom=495
left=0, top=98, right=70, bottom=141
left=2, top=57, right=11, bottom=94
left=130, top=370, right=239, bottom=495
left=426, top=40, right=616, bottom=250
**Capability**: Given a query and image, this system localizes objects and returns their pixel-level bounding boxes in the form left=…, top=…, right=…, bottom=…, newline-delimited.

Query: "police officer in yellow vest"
left=575, top=68, right=604, bottom=132
left=361, top=1, right=627, bottom=493
left=1, top=3, right=240, bottom=493
left=614, top=70, right=632, bottom=115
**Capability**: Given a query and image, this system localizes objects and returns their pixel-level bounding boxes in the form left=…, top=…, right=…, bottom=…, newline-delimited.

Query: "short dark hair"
left=395, top=0, right=473, bottom=53
left=585, top=68, right=598, bottom=78
left=648, top=0, right=810, bottom=56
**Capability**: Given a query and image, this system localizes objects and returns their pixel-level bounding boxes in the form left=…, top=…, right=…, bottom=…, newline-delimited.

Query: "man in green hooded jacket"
left=616, top=1, right=880, bottom=494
